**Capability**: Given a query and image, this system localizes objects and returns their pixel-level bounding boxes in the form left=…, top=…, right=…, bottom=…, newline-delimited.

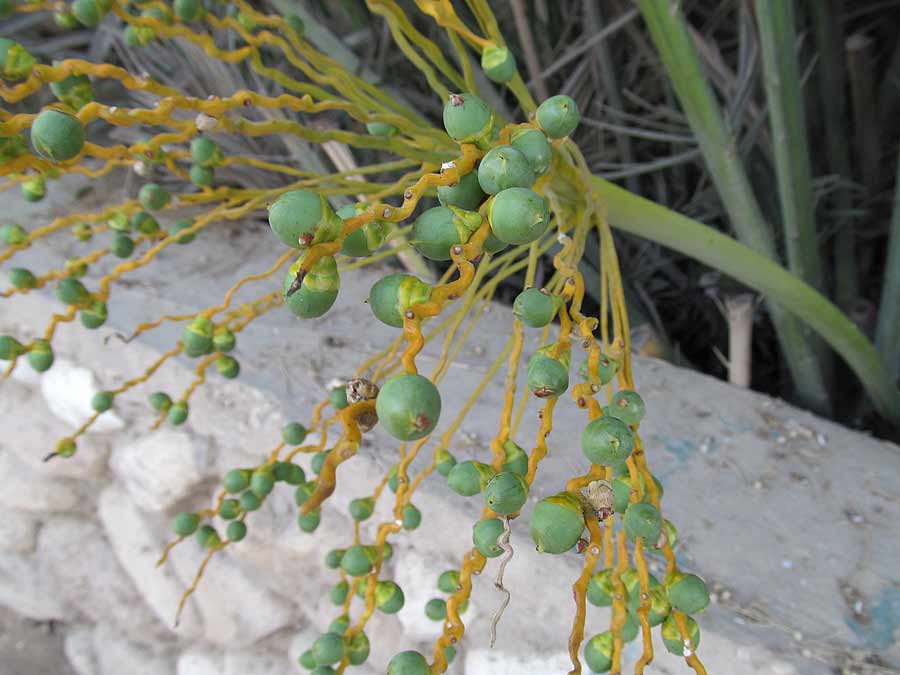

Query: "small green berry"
left=298, top=510, right=321, bottom=532
left=215, top=354, right=240, bottom=379
left=401, top=503, right=422, bottom=530
left=387, top=651, right=429, bottom=675
left=281, top=422, right=308, bottom=445
left=91, top=390, right=114, bottom=412
left=80, top=300, right=108, bottom=329
left=447, top=460, right=495, bottom=497
left=435, top=449, right=457, bottom=477
left=349, top=497, right=374, bottom=521
left=513, top=288, right=559, bottom=328
left=425, top=597, right=447, bottom=621
left=111, top=233, right=135, bottom=258
left=149, top=391, right=172, bottom=412
left=30, top=110, right=85, bottom=162
left=171, top=512, right=200, bottom=537
left=375, top=374, right=441, bottom=441
left=581, top=416, right=635, bottom=466
left=138, top=183, right=171, bottom=210
left=477, top=145, right=534, bottom=195
left=189, top=164, right=214, bottom=187
left=487, top=187, right=550, bottom=245
left=239, top=489, right=262, bottom=512
left=195, top=524, right=220, bottom=549
left=1, top=224, right=27, bottom=246
left=249, top=468, right=275, bottom=498
left=219, top=498, right=240, bottom=520
left=329, top=580, right=349, bottom=605
left=536, top=94, right=580, bottom=139
left=623, top=502, right=663, bottom=544
left=168, top=401, right=189, bottom=425
left=223, top=468, right=251, bottom=493
left=226, top=520, right=247, bottom=542
left=473, top=517, right=505, bottom=558
left=530, top=491, right=586, bottom=554
left=170, top=218, right=196, bottom=244
left=483, top=471, right=528, bottom=515
left=27, top=339, right=54, bottom=372
left=481, top=44, right=517, bottom=83
left=437, top=570, right=459, bottom=594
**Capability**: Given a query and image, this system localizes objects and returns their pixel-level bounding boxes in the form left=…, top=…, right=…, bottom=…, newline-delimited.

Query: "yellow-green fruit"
left=608, top=389, right=646, bottom=426
left=536, top=94, right=580, bottom=139
left=0, top=335, right=25, bottom=360
left=27, top=339, right=54, bottom=372
left=411, top=205, right=482, bottom=261
left=530, top=491, right=585, bottom=554
left=402, top=503, right=422, bottom=530
left=437, top=570, right=459, bottom=593
left=477, top=145, right=534, bottom=195
left=30, top=110, right=85, bottom=162
left=22, top=175, right=46, bottom=202
left=182, top=315, right=214, bottom=357
left=336, top=203, right=390, bottom=257
left=483, top=471, right=528, bottom=515
left=437, top=170, right=486, bottom=211
left=312, top=632, right=344, bottom=666
left=487, top=187, right=550, bottom=245
left=442, top=92, right=493, bottom=144
left=1, top=224, right=27, bottom=246
left=49, top=73, right=93, bottom=111
left=425, top=597, right=447, bottom=621
left=436, top=449, right=457, bottom=476
left=579, top=353, right=619, bottom=385
left=387, top=651, right=429, bottom=675
left=1, top=134, right=28, bottom=164
left=500, top=439, right=528, bottom=475
left=375, top=373, right=441, bottom=441
left=55, top=11, right=80, bottom=28
left=666, top=572, right=710, bottom=615
left=481, top=44, right=516, bottom=83
left=526, top=350, right=569, bottom=398
left=56, top=277, right=90, bottom=306
left=268, top=190, right=343, bottom=249
left=72, top=0, right=105, bottom=25
left=9, top=268, right=37, bottom=289
left=91, top=390, right=114, bottom=412
left=216, top=355, right=239, bottom=379
left=349, top=497, right=374, bottom=521
left=587, top=569, right=615, bottom=607
left=472, top=517, right=505, bottom=558
left=447, top=460, right=495, bottom=497
left=123, top=24, right=154, bottom=48
left=510, top=128, right=553, bottom=177
left=212, top=327, right=235, bottom=353
left=581, top=415, right=634, bottom=465
left=513, top=287, right=559, bottom=327
left=283, top=255, right=340, bottom=319
left=111, top=233, right=135, bottom=258
left=368, top=273, right=432, bottom=328
left=168, top=401, right=189, bottom=425
left=0, top=39, right=35, bottom=81
left=170, top=218, right=196, bottom=244
left=661, top=614, right=700, bottom=655
left=80, top=300, right=107, bottom=329
left=375, top=580, right=405, bottom=613
left=346, top=630, right=370, bottom=666
left=584, top=632, right=613, bottom=673
left=190, top=136, right=223, bottom=168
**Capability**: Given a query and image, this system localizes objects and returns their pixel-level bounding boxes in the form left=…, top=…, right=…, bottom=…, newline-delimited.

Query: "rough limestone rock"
left=97, top=486, right=204, bottom=638
left=0, top=509, right=38, bottom=553
left=37, top=516, right=165, bottom=640
left=0, top=551, right=70, bottom=620
left=91, top=623, right=175, bottom=675
left=0, top=448, right=81, bottom=512
left=109, top=429, right=205, bottom=512
left=64, top=626, right=100, bottom=675
left=168, top=542, right=294, bottom=647
left=40, top=359, right=125, bottom=433
left=176, top=647, right=224, bottom=675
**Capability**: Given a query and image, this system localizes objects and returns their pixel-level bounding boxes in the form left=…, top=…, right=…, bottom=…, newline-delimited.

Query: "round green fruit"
left=336, top=203, right=390, bottom=258
left=536, top=94, right=580, bottom=139
left=341, top=544, right=375, bottom=577
left=0, top=335, right=25, bottom=360
left=473, top=517, right=505, bottom=558
left=189, top=164, right=214, bottom=187
left=138, top=183, right=170, bottom=210
left=447, top=460, right=495, bottom=497
left=91, top=390, right=114, bottom=412
left=149, top=391, right=172, bottom=412
left=349, top=497, right=374, bottom=521
left=578, top=353, right=619, bottom=385
left=311, top=632, right=344, bottom=666
left=375, top=580, right=404, bottom=613
left=584, top=631, right=613, bottom=673
left=190, top=136, right=222, bottom=167
left=170, top=218, right=196, bottom=244
left=442, top=93, right=493, bottom=144
left=171, top=512, right=199, bottom=537
left=487, top=187, right=550, bottom=245
left=581, top=415, right=634, bottom=465
left=223, top=468, right=250, bottom=493
left=435, top=449, right=457, bottom=477
left=298, top=649, right=316, bottom=670
left=481, top=44, right=516, bottom=83
left=666, top=572, right=709, bottom=615
left=226, top=520, right=247, bottom=542
left=375, top=373, right=441, bottom=441
left=402, top=503, right=422, bottom=530
left=49, top=73, right=93, bottom=111
left=249, top=468, right=275, bottom=498
left=347, top=631, right=370, bottom=666
left=0, top=38, right=35, bottom=81
left=111, top=233, right=135, bottom=258
left=484, top=471, right=528, bottom=515
left=513, top=287, right=558, bottom=327
left=608, top=389, right=646, bottom=426
left=168, top=401, right=189, bottom=425
left=283, top=255, right=339, bottom=319
left=9, top=268, right=37, bottom=289
left=411, top=205, right=481, bottom=261
left=661, top=614, right=700, bottom=655
left=328, top=615, right=349, bottom=635
left=27, top=339, right=53, bottom=372
left=437, top=570, right=459, bottom=593
left=623, top=502, right=663, bottom=544
left=215, top=355, right=239, bottom=379
left=297, top=509, right=321, bottom=533
left=31, top=110, right=85, bottom=162
left=219, top=499, right=240, bottom=520
left=71, top=0, right=105, bottom=27
left=182, top=315, right=214, bottom=357
left=80, top=300, right=108, bottom=329
left=281, top=422, right=307, bottom=445
left=21, top=176, right=45, bottom=202
left=268, top=190, right=342, bottom=248
left=587, top=569, right=614, bottom=607
left=56, top=277, right=90, bottom=306
left=195, top=524, right=220, bottom=549
left=1, top=223, right=27, bottom=246
left=510, top=128, right=553, bottom=177
left=530, top=491, right=585, bottom=554
left=239, top=489, right=261, bottom=512
left=425, top=597, right=447, bottom=621
left=387, top=650, right=429, bottom=675
left=436, top=170, right=486, bottom=211
left=477, top=145, right=534, bottom=195
left=526, top=351, right=569, bottom=398
left=368, top=273, right=432, bottom=327
left=174, top=0, right=203, bottom=21
left=329, top=580, right=349, bottom=605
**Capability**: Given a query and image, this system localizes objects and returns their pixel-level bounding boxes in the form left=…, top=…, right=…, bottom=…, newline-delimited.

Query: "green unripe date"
left=49, top=73, right=93, bottom=111
left=375, top=374, right=441, bottom=441
left=329, top=580, right=349, bottom=605
left=530, top=491, right=585, bottom=554
left=477, top=145, right=534, bottom=195
left=536, top=94, right=580, bottom=139
left=473, top=517, right=505, bottom=558
left=661, top=614, right=700, bottom=655
left=91, top=390, right=114, bottom=412
left=365, top=121, right=397, bottom=137
left=9, top=268, right=37, bottom=289
left=346, top=631, right=370, bottom=665
left=513, top=288, right=559, bottom=327
left=387, top=650, right=429, bottom=675
left=411, top=205, right=481, bottom=261
left=442, top=93, right=493, bottom=144
left=437, top=570, right=459, bottom=594
left=375, top=580, right=404, bottom=613
left=31, top=110, right=85, bottom=162
left=349, top=497, right=374, bottom=521
left=368, top=273, right=432, bottom=328
left=268, top=190, right=343, bottom=249
left=1, top=223, right=27, bottom=246
left=578, top=353, right=619, bottom=385
left=56, top=278, right=91, bottom=306
left=581, top=415, right=634, bottom=465
left=487, top=187, right=550, bottom=245
left=481, top=44, right=516, bottom=83
left=526, top=350, right=569, bottom=398
left=149, top=392, right=172, bottom=413
left=623, top=502, right=663, bottom=544
left=336, top=203, right=390, bottom=258
left=510, top=128, right=553, bottom=177
left=189, top=164, right=214, bottom=187
left=226, top=520, right=247, bottom=542
left=483, top=471, right=528, bottom=514
left=447, top=460, right=495, bottom=497
left=435, top=449, right=457, bottom=477
left=168, top=401, right=189, bottom=425
left=666, top=572, right=710, bottom=615
left=171, top=512, right=200, bottom=537
left=436, top=171, right=486, bottom=211
left=283, top=255, right=339, bottom=319
left=402, top=503, right=422, bottom=530
left=182, top=315, right=214, bottom=357
left=138, top=183, right=170, bottom=210
left=281, top=422, right=308, bottom=445
left=111, top=234, right=135, bottom=258
left=170, top=218, right=196, bottom=244
left=608, top=389, right=646, bottom=426
left=584, top=632, right=613, bottom=673
left=27, top=339, right=54, bottom=372
left=311, top=632, right=344, bottom=666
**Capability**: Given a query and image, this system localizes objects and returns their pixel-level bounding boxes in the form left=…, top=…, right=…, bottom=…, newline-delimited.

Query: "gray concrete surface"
left=1, top=171, right=899, bottom=674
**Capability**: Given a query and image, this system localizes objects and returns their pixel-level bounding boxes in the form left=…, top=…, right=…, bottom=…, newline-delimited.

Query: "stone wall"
left=2, top=177, right=899, bottom=674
